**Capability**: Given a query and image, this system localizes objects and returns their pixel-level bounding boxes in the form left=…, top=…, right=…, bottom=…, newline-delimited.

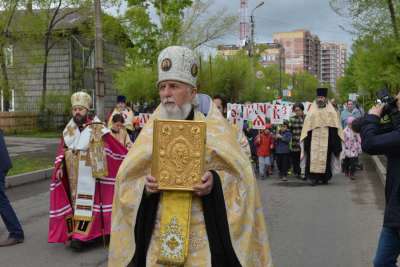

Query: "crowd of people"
left=1, top=44, right=397, bottom=267
left=224, top=94, right=365, bottom=186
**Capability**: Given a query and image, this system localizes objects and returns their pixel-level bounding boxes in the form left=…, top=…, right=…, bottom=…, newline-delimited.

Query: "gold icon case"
left=151, top=119, right=206, bottom=191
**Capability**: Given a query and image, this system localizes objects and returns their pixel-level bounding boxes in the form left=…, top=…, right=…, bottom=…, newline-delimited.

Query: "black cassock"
left=128, top=109, right=242, bottom=267
left=304, top=127, right=342, bottom=182
left=128, top=171, right=242, bottom=267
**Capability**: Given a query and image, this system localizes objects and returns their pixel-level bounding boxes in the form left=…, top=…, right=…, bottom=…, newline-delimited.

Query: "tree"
left=115, top=66, right=158, bottom=102
left=180, top=0, right=237, bottom=49
left=122, top=0, right=237, bottom=66
left=291, top=72, right=320, bottom=102
left=122, top=0, right=192, bottom=67
left=199, top=52, right=253, bottom=102
left=0, top=1, right=21, bottom=111
left=32, top=1, right=92, bottom=112
left=116, top=0, right=237, bottom=103
left=330, top=0, right=400, bottom=106
left=330, top=0, right=399, bottom=39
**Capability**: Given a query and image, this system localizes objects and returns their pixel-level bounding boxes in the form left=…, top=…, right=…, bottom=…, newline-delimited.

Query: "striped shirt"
left=289, top=115, right=304, bottom=152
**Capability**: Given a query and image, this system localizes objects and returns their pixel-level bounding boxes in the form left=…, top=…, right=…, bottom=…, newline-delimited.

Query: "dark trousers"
left=276, top=153, right=290, bottom=177
left=291, top=151, right=301, bottom=176
left=343, top=157, right=357, bottom=175
left=0, top=172, right=24, bottom=240
left=374, top=226, right=400, bottom=267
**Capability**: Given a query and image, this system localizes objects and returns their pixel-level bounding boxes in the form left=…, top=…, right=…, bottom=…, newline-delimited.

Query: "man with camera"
left=360, top=91, right=400, bottom=267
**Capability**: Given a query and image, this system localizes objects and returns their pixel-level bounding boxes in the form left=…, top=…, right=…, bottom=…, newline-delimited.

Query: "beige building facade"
left=273, top=29, right=321, bottom=77
left=320, top=42, right=347, bottom=91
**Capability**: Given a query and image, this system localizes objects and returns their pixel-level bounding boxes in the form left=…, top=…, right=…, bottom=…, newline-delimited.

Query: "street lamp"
left=249, top=1, right=264, bottom=57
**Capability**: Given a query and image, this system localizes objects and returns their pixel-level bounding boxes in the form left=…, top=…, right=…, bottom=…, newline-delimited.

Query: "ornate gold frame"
left=151, top=119, right=206, bottom=191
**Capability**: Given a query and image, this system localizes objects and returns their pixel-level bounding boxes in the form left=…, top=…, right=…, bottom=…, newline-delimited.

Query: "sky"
left=107, top=0, right=354, bottom=50
left=215, top=0, right=354, bottom=48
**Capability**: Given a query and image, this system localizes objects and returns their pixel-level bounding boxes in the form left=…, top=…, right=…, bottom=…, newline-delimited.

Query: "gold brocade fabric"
left=89, top=123, right=108, bottom=178
left=65, top=150, right=79, bottom=206
left=310, top=127, right=329, bottom=174
left=300, top=101, right=344, bottom=174
left=152, top=120, right=206, bottom=265
left=157, top=191, right=192, bottom=265
left=108, top=102, right=273, bottom=267
left=300, top=101, right=344, bottom=142
left=110, top=129, right=132, bottom=149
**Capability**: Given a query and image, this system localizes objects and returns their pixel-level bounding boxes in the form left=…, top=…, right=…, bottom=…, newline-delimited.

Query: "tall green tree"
left=330, top=0, right=400, bottom=104
left=116, top=0, right=237, bottom=102
left=0, top=1, right=19, bottom=111
left=330, top=0, right=399, bottom=39
left=291, top=72, right=320, bottom=102
left=123, top=0, right=192, bottom=67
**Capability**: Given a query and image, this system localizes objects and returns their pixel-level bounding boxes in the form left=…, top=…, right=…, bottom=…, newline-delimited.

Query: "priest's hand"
left=193, top=171, right=213, bottom=197
left=145, top=175, right=160, bottom=194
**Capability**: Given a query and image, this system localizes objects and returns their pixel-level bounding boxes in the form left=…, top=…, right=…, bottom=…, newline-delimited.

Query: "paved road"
left=5, top=137, right=59, bottom=157
left=0, top=156, right=384, bottom=267
left=261, top=155, right=384, bottom=267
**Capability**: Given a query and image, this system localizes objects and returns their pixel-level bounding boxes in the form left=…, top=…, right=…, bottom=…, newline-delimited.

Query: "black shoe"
left=310, top=179, right=317, bottom=186
left=0, top=237, right=24, bottom=247
left=70, top=239, right=83, bottom=251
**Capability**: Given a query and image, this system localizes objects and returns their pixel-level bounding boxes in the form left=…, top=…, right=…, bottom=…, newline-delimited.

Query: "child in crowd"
left=255, top=124, right=274, bottom=179
left=343, top=116, right=362, bottom=180
left=110, top=114, right=133, bottom=149
left=275, top=121, right=292, bottom=182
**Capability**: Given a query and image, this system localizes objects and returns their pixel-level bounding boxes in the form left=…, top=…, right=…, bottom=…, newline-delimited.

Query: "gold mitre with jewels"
left=157, top=46, right=198, bottom=88
left=71, top=91, right=92, bottom=110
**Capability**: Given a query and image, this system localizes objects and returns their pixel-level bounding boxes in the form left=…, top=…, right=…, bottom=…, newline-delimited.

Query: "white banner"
left=227, top=101, right=312, bottom=128
left=139, top=113, right=151, bottom=127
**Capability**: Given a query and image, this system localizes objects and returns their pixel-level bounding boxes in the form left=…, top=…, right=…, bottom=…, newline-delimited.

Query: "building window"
left=4, top=45, right=13, bottom=67
left=0, top=89, right=15, bottom=112
left=90, top=89, right=96, bottom=110
left=83, top=48, right=95, bottom=69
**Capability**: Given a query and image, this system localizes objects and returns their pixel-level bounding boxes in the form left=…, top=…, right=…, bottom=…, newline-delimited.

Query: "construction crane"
left=239, top=0, right=249, bottom=47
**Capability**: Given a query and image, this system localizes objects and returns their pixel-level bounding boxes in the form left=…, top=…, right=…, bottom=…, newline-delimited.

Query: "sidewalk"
left=5, top=136, right=59, bottom=157
left=371, top=155, right=386, bottom=185
left=5, top=137, right=58, bottom=188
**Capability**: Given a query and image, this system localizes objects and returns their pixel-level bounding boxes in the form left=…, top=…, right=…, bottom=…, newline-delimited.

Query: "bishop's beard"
left=73, top=114, right=87, bottom=126
left=159, top=101, right=193, bottom=120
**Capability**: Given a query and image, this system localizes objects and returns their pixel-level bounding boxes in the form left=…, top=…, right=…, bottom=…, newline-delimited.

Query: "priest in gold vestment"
left=109, top=46, right=273, bottom=267
left=300, top=88, right=344, bottom=186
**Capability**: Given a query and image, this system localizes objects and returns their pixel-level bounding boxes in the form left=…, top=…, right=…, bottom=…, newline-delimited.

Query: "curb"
left=371, top=155, right=386, bottom=185
left=5, top=168, right=54, bottom=188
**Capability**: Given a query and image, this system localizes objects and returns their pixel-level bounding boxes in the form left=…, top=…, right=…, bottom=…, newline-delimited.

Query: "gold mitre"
left=71, top=92, right=92, bottom=110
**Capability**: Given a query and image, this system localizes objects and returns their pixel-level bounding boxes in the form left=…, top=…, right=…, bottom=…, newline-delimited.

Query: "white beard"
left=159, top=102, right=193, bottom=120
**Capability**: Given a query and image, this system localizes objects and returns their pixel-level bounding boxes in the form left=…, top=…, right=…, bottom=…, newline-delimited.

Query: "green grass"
left=8, top=155, right=53, bottom=176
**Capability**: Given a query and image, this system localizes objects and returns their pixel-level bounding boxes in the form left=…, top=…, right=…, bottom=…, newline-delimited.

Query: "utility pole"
left=94, top=0, right=105, bottom=120
left=249, top=2, right=264, bottom=57
left=250, top=14, right=254, bottom=57
left=279, top=54, right=282, bottom=96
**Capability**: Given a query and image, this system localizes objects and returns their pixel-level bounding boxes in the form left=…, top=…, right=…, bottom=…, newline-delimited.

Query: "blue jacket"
left=341, top=108, right=362, bottom=128
left=275, top=130, right=292, bottom=154
left=0, top=130, right=12, bottom=174
left=361, top=113, right=400, bottom=228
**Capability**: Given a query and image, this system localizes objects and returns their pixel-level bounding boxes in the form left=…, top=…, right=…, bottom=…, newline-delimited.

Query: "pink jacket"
left=344, top=126, right=362, bottom=158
